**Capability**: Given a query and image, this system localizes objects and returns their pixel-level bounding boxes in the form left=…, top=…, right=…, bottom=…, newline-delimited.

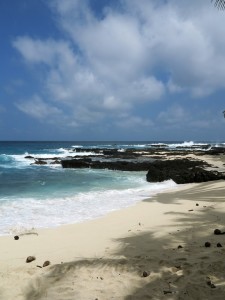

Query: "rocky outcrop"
left=146, top=159, right=225, bottom=184
left=61, top=157, right=225, bottom=185
left=61, top=158, right=152, bottom=171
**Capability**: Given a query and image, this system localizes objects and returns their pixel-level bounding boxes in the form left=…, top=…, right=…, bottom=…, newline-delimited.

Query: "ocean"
left=0, top=141, right=224, bottom=236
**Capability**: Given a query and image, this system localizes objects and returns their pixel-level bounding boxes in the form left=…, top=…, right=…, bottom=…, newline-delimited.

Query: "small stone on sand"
left=14, top=236, right=19, bottom=240
left=43, top=260, right=50, bottom=267
left=204, top=242, right=211, bottom=247
left=142, top=271, right=150, bottom=277
left=214, top=229, right=221, bottom=235
left=26, top=256, right=36, bottom=263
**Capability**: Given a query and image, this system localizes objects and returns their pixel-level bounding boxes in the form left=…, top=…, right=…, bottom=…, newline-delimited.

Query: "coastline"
left=1, top=155, right=225, bottom=299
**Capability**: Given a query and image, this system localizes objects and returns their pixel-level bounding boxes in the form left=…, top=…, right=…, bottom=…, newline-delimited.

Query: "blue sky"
left=0, top=0, right=225, bottom=141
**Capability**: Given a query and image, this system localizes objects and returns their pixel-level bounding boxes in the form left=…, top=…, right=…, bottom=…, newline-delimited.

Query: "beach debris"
left=43, top=260, right=51, bottom=267
left=188, top=209, right=194, bottom=212
left=14, top=235, right=19, bottom=240
left=142, top=271, right=150, bottom=277
left=204, top=242, right=211, bottom=247
left=177, top=245, right=183, bottom=249
left=217, top=242, right=222, bottom=247
left=196, top=203, right=199, bottom=206
left=26, top=256, right=36, bottom=263
left=36, top=265, right=42, bottom=268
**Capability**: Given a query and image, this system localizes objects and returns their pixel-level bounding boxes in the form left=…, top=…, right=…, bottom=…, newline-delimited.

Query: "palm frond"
left=212, top=0, right=225, bottom=10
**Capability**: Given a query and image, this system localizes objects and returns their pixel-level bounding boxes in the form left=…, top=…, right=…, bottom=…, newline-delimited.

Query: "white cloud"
left=12, top=0, right=225, bottom=134
left=158, top=105, right=189, bottom=125
left=15, top=95, right=62, bottom=120
left=13, top=37, right=76, bottom=66
left=115, top=115, right=154, bottom=129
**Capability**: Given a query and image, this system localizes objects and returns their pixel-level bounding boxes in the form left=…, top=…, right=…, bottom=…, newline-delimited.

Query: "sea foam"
left=0, top=179, right=176, bottom=235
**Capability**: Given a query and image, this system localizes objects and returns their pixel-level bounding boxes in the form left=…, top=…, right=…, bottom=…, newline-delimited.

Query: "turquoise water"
left=1, top=140, right=222, bottom=235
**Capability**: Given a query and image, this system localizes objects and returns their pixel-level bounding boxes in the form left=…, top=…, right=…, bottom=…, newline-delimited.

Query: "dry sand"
left=0, top=155, right=225, bottom=300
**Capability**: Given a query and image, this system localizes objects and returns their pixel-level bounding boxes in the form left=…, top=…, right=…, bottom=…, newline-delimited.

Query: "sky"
left=0, top=0, right=225, bottom=141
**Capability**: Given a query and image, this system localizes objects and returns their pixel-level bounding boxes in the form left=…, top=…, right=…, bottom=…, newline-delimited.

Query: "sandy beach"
left=1, top=155, right=225, bottom=300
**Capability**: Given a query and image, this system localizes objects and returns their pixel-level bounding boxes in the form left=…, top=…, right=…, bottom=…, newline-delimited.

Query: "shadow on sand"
left=25, top=181, right=225, bottom=300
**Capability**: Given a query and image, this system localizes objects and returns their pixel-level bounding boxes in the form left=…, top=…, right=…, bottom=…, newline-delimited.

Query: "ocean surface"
left=0, top=141, right=224, bottom=236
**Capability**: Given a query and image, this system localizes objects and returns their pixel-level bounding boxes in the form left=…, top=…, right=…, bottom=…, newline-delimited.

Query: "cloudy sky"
left=0, top=0, right=225, bottom=141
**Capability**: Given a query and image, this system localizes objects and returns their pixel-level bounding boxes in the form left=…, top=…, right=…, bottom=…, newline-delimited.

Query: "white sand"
left=0, top=155, right=225, bottom=299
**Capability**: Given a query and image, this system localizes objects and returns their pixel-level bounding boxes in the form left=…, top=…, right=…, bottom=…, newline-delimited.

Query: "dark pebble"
left=14, top=235, right=19, bottom=240
left=205, top=242, right=211, bottom=247
left=206, top=280, right=212, bottom=286
left=43, top=260, right=50, bottom=267
left=177, top=245, right=183, bottom=249
left=163, top=290, right=172, bottom=294
left=214, top=229, right=221, bottom=235
left=142, top=271, right=150, bottom=277
left=26, top=256, right=36, bottom=263
left=217, top=243, right=222, bottom=247
left=196, top=203, right=199, bottom=206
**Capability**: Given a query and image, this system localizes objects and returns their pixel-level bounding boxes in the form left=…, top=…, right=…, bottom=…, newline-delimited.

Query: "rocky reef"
left=26, top=145, right=225, bottom=184
left=146, top=159, right=225, bottom=184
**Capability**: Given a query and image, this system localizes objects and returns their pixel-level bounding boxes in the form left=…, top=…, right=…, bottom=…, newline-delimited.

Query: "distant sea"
left=0, top=141, right=224, bottom=235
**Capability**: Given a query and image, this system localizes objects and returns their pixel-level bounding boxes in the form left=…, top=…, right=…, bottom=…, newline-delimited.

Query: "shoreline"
left=1, top=155, right=225, bottom=299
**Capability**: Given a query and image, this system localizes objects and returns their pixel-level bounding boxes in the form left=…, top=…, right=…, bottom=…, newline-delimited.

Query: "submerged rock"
left=33, top=160, right=47, bottom=165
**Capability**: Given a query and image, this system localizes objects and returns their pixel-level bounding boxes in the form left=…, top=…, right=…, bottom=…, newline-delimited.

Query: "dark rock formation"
left=146, top=159, right=225, bottom=184
left=33, top=160, right=48, bottom=165
left=61, top=158, right=152, bottom=171
left=61, top=157, right=225, bottom=184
